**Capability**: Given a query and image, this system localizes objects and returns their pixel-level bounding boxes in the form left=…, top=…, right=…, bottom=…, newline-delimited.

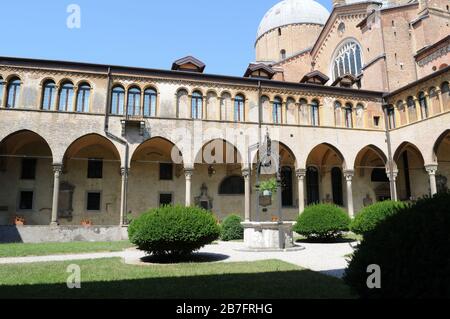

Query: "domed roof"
left=257, top=0, right=330, bottom=39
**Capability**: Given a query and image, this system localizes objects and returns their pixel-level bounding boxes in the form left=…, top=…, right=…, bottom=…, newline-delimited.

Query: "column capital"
left=52, top=163, right=63, bottom=173
left=241, top=168, right=251, bottom=178
left=184, top=168, right=194, bottom=178
left=296, top=168, right=306, bottom=179
left=343, top=169, right=354, bottom=180
left=386, top=169, right=399, bottom=180
left=120, top=167, right=128, bottom=176
left=425, top=164, right=438, bottom=175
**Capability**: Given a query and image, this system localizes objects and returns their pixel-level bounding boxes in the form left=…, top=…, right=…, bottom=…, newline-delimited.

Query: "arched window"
left=406, top=96, right=417, bottom=122
left=76, top=83, right=91, bottom=113
left=332, top=40, right=363, bottom=80
left=143, top=88, right=157, bottom=117
left=306, top=166, right=319, bottom=205
left=58, top=82, right=74, bottom=111
left=418, top=92, right=428, bottom=119
left=311, top=99, right=319, bottom=126
left=127, top=87, right=141, bottom=116
left=0, top=77, right=4, bottom=106
left=234, top=94, right=245, bottom=122
left=6, top=78, right=21, bottom=108
left=345, top=103, right=353, bottom=128
left=111, top=85, right=125, bottom=115
left=218, top=175, right=244, bottom=195
left=273, top=97, right=282, bottom=123
left=280, top=49, right=286, bottom=60
left=387, top=105, right=396, bottom=129
left=397, top=100, right=406, bottom=125
left=191, top=91, right=203, bottom=119
left=331, top=167, right=343, bottom=206
left=41, top=80, right=56, bottom=110
left=334, top=101, right=342, bottom=126
left=176, top=89, right=189, bottom=118
left=441, top=81, right=449, bottom=111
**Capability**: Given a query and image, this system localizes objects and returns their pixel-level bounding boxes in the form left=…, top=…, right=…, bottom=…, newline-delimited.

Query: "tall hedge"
left=293, top=204, right=351, bottom=241
left=344, top=193, right=450, bottom=298
left=128, top=205, right=220, bottom=257
left=350, top=200, right=406, bottom=235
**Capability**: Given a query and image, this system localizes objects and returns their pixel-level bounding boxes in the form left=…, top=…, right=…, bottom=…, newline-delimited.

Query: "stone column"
left=437, top=88, right=444, bottom=114
left=119, top=167, right=128, bottom=226
left=50, top=164, right=62, bottom=226
left=344, top=170, right=355, bottom=218
left=242, top=168, right=251, bottom=221
left=296, top=169, right=306, bottom=214
left=387, top=169, right=398, bottom=201
left=425, top=165, right=438, bottom=196
left=184, top=169, right=193, bottom=206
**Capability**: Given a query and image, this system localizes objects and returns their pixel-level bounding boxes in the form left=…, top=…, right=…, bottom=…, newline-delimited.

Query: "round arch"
left=130, top=136, right=183, bottom=167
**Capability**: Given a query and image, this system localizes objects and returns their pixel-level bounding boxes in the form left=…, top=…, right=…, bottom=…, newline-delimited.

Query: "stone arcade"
left=0, top=0, right=448, bottom=243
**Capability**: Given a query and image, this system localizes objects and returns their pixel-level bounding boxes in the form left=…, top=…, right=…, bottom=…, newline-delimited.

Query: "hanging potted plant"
left=258, top=177, right=278, bottom=207
left=13, top=215, right=25, bottom=226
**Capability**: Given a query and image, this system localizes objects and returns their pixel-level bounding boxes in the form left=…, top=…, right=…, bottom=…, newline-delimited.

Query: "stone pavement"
left=0, top=241, right=355, bottom=278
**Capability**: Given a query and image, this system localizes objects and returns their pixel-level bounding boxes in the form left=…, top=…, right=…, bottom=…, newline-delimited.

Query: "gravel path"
left=0, top=241, right=355, bottom=278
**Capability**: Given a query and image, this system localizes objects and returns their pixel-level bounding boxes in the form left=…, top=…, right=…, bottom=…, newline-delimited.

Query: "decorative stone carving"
left=194, top=183, right=213, bottom=210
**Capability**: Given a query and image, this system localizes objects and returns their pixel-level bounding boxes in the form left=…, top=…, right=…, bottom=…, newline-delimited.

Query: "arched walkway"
left=432, top=130, right=450, bottom=194
left=0, top=130, right=53, bottom=225
left=128, top=137, right=184, bottom=216
left=59, top=134, right=121, bottom=225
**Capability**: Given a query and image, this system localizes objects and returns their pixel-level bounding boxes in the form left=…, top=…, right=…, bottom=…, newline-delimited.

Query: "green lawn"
left=0, top=241, right=133, bottom=257
left=0, top=258, right=356, bottom=299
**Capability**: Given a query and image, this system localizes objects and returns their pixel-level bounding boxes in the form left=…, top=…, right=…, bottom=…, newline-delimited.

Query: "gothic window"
left=127, top=87, right=141, bottom=116
left=407, top=96, right=417, bottom=122
left=219, top=175, right=244, bottom=195
left=0, top=76, right=4, bottom=106
left=345, top=103, right=353, bottom=128
left=273, top=97, right=282, bottom=123
left=234, top=94, right=245, bottom=122
left=76, top=83, right=91, bottom=113
left=111, top=85, right=125, bottom=115
left=144, top=88, right=157, bottom=117
left=191, top=91, right=203, bottom=119
left=332, top=41, right=363, bottom=80
left=334, top=101, right=342, bottom=126
left=418, top=92, right=428, bottom=119
left=42, top=80, right=56, bottom=110
left=7, top=78, right=21, bottom=108
left=58, top=82, right=74, bottom=111
left=311, top=99, right=319, bottom=126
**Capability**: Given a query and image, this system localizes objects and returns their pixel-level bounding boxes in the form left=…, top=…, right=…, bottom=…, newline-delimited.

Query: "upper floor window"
left=42, top=80, right=56, bottom=110
left=191, top=91, right=203, bottom=119
left=58, top=82, right=74, bottom=111
left=76, top=83, right=91, bottom=113
left=273, top=97, right=282, bottom=123
left=332, top=41, right=363, bottom=80
left=143, top=88, right=157, bottom=117
left=345, top=103, right=353, bottom=128
left=334, top=101, right=342, bottom=126
left=418, top=92, right=428, bottom=119
left=311, top=100, right=319, bottom=126
left=111, top=85, right=125, bottom=115
left=234, top=94, right=245, bottom=122
left=387, top=106, right=396, bottom=129
left=0, top=77, right=4, bottom=106
left=280, top=50, right=286, bottom=60
left=6, top=78, right=21, bottom=108
left=127, top=87, right=141, bottom=116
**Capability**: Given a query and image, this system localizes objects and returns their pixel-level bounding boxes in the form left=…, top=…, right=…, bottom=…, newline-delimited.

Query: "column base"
left=49, top=221, right=59, bottom=227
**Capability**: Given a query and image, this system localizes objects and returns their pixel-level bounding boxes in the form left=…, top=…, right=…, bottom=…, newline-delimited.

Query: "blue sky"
left=2, top=0, right=332, bottom=76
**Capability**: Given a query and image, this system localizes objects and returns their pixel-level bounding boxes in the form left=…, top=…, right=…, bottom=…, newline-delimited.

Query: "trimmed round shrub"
left=350, top=200, right=407, bottom=235
left=220, top=214, right=244, bottom=241
left=344, top=193, right=450, bottom=298
left=128, top=205, right=220, bottom=257
left=293, top=204, right=351, bottom=241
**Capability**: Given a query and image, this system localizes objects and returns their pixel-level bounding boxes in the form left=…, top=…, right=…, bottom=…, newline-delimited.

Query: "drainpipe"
left=104, top=67, right=129, bottom=226
left=382, top=97, right=397, bottom=201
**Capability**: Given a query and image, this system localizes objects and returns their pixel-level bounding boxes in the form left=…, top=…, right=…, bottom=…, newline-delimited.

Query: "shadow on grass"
left=295, top=238, right=356, bottom=244
left=140, top=252, right=229, bottom=264
left=0, top=269, right=356, bottom=299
